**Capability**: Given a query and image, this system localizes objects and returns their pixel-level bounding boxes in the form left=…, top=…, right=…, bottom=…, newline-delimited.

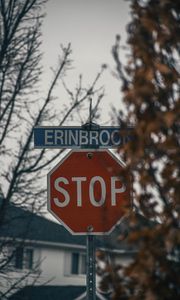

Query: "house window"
left=71, top=252, right=86, bottom=275
left=71, top=253, right=79, bottom=274
left=24, top=248, right=33, bottom=269
left=14, top=247, right=34, bottom=270
left=64, top=251, right=86, bottom=276
left=15, top=247, right=23, bottom=269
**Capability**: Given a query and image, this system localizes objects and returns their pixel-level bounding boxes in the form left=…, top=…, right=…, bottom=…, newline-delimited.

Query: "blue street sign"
left=33, top=126, right=133, bottom=149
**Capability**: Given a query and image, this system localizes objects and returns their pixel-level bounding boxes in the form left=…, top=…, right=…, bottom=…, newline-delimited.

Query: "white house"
left=0, top=202, right=138, bottom=299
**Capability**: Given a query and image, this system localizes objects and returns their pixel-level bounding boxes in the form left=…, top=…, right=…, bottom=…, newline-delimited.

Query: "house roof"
left=0, top=200, right=153, bottom=251
left=9, top=285, right=86, bottom=300
left=9, top=285, right=112, bottom=300
left=0, top=201, right=86, bottom=247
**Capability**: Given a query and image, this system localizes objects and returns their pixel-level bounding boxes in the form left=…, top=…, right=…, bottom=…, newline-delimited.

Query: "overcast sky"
left=42, top=0, right=130, bottom=124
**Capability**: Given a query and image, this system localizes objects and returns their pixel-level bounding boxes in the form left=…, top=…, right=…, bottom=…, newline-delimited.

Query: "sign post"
left=87, top=234, right=96, bottom=300
left=47, top=148, right=131, bottom=299
left=34, top=121, right=132, bottom=300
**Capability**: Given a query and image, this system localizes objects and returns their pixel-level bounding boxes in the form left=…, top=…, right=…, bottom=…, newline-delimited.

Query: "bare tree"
left=0, top=0, right=104, bottom=297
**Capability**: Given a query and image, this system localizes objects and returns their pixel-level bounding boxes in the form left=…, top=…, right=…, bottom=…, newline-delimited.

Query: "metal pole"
left=86, top=98, right=96, bottom=299
left=86, top=234, right=96, bottom=300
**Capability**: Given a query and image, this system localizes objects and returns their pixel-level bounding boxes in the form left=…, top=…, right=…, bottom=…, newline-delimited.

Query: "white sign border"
left=47, top=149, right=132, bottom=235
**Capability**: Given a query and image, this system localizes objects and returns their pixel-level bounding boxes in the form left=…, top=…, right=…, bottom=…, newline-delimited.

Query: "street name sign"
left=34, top=126, right=133, bottom=149
left=47, top=149, right=131, bottom=234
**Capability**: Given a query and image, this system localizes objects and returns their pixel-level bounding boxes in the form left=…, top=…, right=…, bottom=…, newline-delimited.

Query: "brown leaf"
left=155, top=62, right=171, bottom=74
left=163, top=111, right=175, bottom=127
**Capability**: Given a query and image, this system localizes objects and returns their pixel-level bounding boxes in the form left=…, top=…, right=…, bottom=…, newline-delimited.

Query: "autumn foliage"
left=101, top=1, right=180, bottom=299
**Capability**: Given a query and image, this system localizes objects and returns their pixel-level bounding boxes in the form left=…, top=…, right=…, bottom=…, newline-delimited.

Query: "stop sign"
left=47, top=149, right=131, bottom=234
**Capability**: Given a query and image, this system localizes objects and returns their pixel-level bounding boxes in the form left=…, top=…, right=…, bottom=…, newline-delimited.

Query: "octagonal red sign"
left=47, top=149, right=131, bottom=235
